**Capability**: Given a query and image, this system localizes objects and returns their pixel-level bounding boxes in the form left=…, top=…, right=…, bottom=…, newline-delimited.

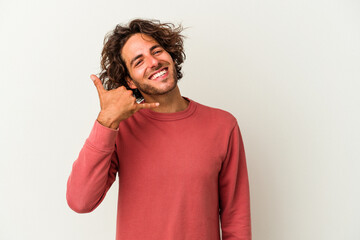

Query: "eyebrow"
left=129, top=44, right=162, bottom=67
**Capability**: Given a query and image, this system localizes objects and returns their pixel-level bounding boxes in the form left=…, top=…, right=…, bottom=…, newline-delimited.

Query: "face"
left=121, top=33, right=178, bottom=96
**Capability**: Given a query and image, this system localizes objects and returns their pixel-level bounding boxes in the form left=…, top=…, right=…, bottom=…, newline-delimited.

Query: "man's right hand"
left=91, top=74, right=160, bottom=129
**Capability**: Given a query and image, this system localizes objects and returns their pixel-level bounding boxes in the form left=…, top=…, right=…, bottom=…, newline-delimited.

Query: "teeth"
left=150, top=69, right=167, bottom=80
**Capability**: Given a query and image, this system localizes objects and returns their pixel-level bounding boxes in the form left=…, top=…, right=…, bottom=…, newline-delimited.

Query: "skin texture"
left=91, top=33, right=188, bottom=129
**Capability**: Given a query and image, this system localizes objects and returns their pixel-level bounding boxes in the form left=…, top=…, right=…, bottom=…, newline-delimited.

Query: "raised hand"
left=91, top=74, right=159, bottom=129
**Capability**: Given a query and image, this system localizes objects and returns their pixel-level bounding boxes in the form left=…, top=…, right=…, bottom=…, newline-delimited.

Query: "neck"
left=141, top=86, right=189, bottom=113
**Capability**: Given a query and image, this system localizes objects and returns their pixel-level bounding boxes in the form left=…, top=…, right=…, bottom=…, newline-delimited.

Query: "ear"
left=126, top=76, right=137, bottom=89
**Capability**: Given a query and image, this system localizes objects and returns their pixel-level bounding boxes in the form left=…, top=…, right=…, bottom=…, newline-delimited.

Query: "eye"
left=154, top=50, right=162, bottom=55
left=135, top=60, right=143, bottom=67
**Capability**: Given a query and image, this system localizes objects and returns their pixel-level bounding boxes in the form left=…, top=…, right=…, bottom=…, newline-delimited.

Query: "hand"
left=91, top=74, right=159, bottom=129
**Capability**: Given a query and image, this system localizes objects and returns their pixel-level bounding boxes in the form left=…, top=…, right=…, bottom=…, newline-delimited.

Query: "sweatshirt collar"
left=139, top=97, right=197, bottom=121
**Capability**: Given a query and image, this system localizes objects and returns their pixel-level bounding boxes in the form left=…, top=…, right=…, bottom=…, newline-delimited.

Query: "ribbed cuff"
left=86, top=120, right=118, bottom=151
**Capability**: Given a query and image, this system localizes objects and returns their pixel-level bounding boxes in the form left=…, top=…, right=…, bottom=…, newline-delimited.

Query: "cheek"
left=165, top=53, right=174, bottom=62
left=131, top=68, right=145, bottom=79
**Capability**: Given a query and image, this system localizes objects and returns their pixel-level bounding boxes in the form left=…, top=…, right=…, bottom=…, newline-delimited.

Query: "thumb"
left=91, top=74, right=106, bottom=96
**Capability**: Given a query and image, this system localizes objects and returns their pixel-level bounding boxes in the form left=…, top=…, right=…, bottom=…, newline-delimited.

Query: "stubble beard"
left=132, top=66, right=178, bottom=96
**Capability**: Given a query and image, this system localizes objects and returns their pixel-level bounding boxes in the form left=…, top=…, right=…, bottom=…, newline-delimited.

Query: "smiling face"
left=121, top=33, right=178, bottom=97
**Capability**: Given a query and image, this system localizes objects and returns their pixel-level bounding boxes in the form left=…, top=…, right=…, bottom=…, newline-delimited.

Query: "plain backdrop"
left=0, top=0, right=359, bottom=239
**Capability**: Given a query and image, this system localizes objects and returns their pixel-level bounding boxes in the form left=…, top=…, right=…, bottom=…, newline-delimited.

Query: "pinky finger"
left=136, top=102, right=160, bottom=109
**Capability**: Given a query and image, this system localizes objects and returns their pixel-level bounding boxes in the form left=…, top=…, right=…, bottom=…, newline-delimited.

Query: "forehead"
left=121, top=33, right=160, bottom=63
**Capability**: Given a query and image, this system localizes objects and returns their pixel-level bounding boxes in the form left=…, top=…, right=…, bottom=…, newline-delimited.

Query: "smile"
left=149, top=67, right=168, bottom=80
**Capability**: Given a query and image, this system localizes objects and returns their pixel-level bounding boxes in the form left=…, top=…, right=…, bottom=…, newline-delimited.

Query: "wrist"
left=97, top=112, right=120, bottom=130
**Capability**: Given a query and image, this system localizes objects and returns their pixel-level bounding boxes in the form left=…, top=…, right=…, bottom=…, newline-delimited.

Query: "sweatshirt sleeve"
left=66, top=120, right=119, bottom=213
left=218, top=123, right=252, bottom=240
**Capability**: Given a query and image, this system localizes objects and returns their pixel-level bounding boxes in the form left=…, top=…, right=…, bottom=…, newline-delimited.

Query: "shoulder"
left=191, top=98, right=238, bottom=129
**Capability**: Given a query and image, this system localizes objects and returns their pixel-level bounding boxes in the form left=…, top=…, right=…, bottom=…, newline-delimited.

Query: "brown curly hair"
left=98, top=18, right=186, bottom=99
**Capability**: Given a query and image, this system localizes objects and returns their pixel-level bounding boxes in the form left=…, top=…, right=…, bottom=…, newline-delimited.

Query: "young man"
left=66, top=19, right=252, bottom=240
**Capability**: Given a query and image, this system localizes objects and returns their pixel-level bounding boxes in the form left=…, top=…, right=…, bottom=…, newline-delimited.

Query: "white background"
left=0, top=0, right=359, bottom=239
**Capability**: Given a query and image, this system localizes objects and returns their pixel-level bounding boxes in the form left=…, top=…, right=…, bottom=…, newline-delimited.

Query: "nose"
left=147, top=55, right=160, bottom=69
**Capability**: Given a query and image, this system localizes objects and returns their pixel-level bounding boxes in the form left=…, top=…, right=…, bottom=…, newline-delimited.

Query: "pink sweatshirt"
left=66, top=97, right=251, bottom=240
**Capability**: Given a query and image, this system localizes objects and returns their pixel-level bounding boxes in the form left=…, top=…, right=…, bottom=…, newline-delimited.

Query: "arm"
left=66, top=120, right=119, bottom=213
left=66, top=74, right=160, bottom=213
left=219, top=123, right=252, bottom=240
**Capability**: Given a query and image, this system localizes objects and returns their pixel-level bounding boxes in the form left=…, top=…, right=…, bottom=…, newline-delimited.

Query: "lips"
left=148, top=67, right=168, bottom=80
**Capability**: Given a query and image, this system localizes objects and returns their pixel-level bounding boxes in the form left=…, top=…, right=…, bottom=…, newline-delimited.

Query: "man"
left=66, top=19, right=252, bottom=240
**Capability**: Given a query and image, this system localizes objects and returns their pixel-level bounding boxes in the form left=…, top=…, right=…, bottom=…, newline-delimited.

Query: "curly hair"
left=98, top=18, right=186, bottom=99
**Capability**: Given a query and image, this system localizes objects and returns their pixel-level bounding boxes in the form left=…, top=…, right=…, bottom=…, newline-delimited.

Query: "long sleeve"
left=219, top=123, right=252, bottom=240
left=66, top=120, right=119, bottom=213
